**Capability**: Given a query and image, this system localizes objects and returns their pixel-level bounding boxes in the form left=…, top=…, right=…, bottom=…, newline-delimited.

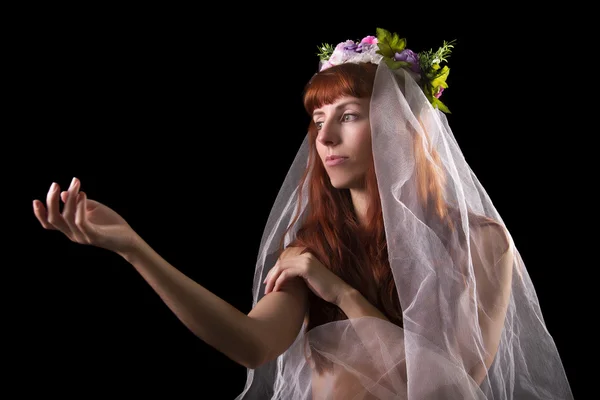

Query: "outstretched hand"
left=263, top=247, right=351, bottom=306
left=33, top=177, right=139, bottom=255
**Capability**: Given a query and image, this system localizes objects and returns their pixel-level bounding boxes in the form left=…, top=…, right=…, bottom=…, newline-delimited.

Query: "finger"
left=272, top=268, right=300, bottom=293
left=63, top=178, right=80, bottom=219
left=63, top=177, right=85, bottom=242
left=264, top=264, right=282, bottom=295
left=46, top=182, right=71, bottom=234
left=263, top=261, right=278, bottom=284
left=61, top=191, right=68, bottom=203
left=32, top=200, right=57, bottom=230
left=74, top=191, right=92, bottom=244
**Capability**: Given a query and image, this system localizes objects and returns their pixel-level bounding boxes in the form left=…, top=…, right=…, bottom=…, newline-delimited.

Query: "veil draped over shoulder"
left=235, top=64, right=573, bottom=399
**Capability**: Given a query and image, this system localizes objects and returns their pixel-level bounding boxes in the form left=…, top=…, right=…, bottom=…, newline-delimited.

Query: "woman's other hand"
left=263, top=247, right=351, bottom=306
left=33, top=177, right=139, bottom=255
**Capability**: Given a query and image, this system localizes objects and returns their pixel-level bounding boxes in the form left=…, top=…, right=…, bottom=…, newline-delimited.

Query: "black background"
left=11, top=4, right=585, bottom=398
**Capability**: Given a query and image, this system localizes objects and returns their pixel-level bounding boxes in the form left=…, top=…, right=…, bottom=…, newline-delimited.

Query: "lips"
left=325, top=155, right=349, bottom=166
left=326, top=155, right=348, bottom=162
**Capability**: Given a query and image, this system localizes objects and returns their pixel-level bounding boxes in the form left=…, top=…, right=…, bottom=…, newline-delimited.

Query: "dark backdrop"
left=11, top=4, right=583, bottom=398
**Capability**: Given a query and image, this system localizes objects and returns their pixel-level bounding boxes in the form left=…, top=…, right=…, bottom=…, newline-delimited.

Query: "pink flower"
left=435, top=87, right=445, bottom=98
left=360, top=36, right=377, bottom=45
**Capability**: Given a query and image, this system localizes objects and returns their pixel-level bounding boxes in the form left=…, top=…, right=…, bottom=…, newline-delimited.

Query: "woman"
left=32, top=29, right=573, bottom=399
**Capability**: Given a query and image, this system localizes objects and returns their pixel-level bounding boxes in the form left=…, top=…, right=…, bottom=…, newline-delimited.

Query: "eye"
left=342, top=113, right=358, bottom=122
left=314, top=121, right=324, bottom=130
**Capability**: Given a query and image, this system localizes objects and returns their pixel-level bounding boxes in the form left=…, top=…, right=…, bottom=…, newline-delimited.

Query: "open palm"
left=33, top=178, right=139, bottom=254
left=72, top=195, right=128, bottom=228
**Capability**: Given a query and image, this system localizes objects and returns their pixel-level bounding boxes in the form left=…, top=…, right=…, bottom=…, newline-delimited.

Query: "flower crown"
left=317, top=28, right=456, bottom=114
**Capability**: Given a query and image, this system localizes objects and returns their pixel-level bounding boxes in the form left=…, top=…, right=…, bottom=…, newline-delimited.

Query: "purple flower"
left=357, top=36, right=377, bottom=52
left=343, top=42, right=359, bottom=52
left=394, top=49, right=420, bottom=73
left=335, top=40, right=356, bottom=51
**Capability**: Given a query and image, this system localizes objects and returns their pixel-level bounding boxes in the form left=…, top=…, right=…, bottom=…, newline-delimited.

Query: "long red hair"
left=280, top=62, right=456, bottom=372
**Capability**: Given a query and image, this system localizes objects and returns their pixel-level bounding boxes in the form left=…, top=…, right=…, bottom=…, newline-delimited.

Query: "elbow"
left=468, top=351, right=498, bottom=387
left=189, top=319, right=268, bottom=370
left=244, top=343, right=265, bottom=370
left=245, top=349, right=273, bottom=370
left=223, top=344, right=264, bottom=370
left=246, top=341, right=277, bottom=370
left=246, top=334, right=295, bottom=369
left=246, top=359, right=266, bottom=370
left=234, top=336, right=267, bottom=370
left=242, top=357, right=261, bottom=370
left=240, top=333, right=272, bottom=370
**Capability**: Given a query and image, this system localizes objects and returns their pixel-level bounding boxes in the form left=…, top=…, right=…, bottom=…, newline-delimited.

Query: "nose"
left=316, top=121, right=340, bottom=146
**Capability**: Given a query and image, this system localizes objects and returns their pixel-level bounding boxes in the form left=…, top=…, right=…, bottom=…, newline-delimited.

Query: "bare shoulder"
left=469, top=217, right=514, bottom=309
left=470, top=217, right=513, bottom=265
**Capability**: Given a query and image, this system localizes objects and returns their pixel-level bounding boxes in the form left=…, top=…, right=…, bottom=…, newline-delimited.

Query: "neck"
left=349, top=188, right=370, bottom=228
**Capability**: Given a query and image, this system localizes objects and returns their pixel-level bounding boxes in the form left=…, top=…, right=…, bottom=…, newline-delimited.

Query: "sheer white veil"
left=235, top=62, right=573, bottom=399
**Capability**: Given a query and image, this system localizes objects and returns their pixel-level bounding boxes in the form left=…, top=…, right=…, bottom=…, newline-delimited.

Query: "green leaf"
left=376, top=42, right=395, bottom=58
left=422, top=81, right=435, bottom=96
left=431, top=66, right=450, bottom=89
left=384, top=58, right=410, bottom=69
left=375, top=28, right=453, bottom=114
left=431, top=97, right=451, bottom=114
left=376, top=27, right=406, bottom=54
left=376, top=27, right=392, bottom=43
left=316, top=43, right=334, bottom=61
left=390, top=35, right=406, bottom=52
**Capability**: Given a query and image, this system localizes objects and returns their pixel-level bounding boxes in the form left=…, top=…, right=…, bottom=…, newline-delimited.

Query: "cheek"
left=355, top=131, right=373, bottom=160
left=315, top=144, right=326, bottom=161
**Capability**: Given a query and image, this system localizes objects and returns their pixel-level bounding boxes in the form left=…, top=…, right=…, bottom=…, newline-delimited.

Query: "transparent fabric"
left=235, top=64, right=573, bottom=399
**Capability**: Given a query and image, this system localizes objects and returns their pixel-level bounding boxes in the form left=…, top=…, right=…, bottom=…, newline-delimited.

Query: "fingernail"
left=71, top=177, right=78, bottom=188
left=50, top=182, right=57, bottom=191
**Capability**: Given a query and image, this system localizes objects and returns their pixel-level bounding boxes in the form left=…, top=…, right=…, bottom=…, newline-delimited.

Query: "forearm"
left=119, top=237, right=260, bottom=369
left=337, top=287, right=407, bottom=388
left=337, top=287, right=389, bottom=321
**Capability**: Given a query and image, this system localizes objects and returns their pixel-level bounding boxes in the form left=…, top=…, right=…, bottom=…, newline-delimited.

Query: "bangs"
left=303, top=63, right=377, bottom=115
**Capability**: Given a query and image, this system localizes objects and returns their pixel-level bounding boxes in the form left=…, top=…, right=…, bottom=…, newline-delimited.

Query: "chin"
left=330, top=182, right=348, bottom=190
left=328, top=172, right=366, bottom=190
left=328, top=177, right=354, bottom=190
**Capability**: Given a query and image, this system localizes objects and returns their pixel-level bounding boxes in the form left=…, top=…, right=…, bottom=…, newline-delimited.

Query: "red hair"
left=281, top=62, right=459, bottom=373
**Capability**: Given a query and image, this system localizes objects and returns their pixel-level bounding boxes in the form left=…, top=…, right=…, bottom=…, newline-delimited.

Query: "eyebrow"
left=312, top=101, right=363, bottom=117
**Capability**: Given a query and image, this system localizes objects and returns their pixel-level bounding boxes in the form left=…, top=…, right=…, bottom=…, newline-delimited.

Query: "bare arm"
left=334, top=222, right=513, bottom=390
left=120, top=237, right=308, bottom=369
left=337, top=287, right=389, bottom=321
left=467, top=222, right=514, bottom=384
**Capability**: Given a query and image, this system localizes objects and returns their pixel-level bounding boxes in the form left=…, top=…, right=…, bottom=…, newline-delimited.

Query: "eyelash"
left=315, top=113, right=358, bottom=129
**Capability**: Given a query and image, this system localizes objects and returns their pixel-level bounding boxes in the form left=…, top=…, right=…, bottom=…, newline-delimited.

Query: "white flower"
left=335, top=40, right=356, bottom=51
left=326, top=41, right=383, bottom=68
left=328, top=49, right=347, bottom=65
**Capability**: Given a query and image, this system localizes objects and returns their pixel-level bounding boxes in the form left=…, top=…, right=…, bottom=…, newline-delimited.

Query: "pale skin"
left=265, top=96, right=378, bottom=296
left=31, top=97, right=387, bottom=371
left=32, top=95, right=512, bottom=393
left=312, top=96, right=373, bottom=227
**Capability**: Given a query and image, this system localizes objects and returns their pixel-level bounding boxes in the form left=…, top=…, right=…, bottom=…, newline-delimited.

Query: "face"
left=312, top=96, right=373, bottom=190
